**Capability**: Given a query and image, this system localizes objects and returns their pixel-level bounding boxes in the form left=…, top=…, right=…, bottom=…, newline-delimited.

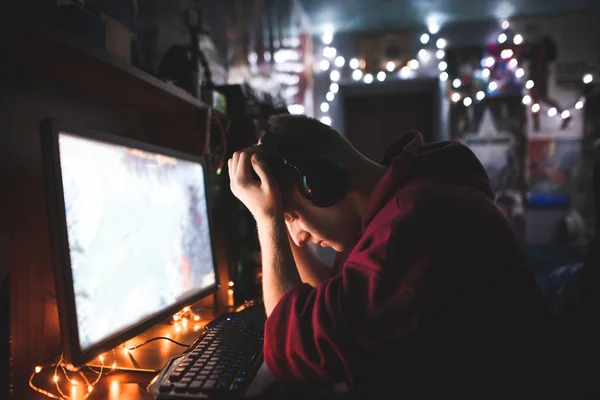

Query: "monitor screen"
left=43, top=121, right=217, bottom=365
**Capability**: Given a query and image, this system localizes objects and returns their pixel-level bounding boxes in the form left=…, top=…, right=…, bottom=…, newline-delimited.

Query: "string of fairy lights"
left=305, top=20, right=596, bottom=128
left=29, top=305, right=204, bottom=399
left=309, top=21, right=449, bottom=126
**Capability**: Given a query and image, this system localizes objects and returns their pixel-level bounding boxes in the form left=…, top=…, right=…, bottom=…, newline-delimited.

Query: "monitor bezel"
left=40, top=119, right=220, bottom=368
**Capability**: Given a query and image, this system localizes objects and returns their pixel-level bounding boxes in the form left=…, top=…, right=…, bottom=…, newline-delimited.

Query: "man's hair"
left=266, top=114, right=356, bottom=160
left=263, top=115, right=358, bottom=205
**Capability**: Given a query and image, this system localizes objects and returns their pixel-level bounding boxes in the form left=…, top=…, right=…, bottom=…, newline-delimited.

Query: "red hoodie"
left=263, top=132, right=552, bottom=397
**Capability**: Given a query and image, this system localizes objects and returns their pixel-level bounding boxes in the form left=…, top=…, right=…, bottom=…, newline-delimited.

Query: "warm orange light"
left=122, top=348, right=129, bottom=355
left=111, top=362, right=116, bottom=369
left=175, top=324, right=182, bottom=333
left=88, top=385, right=93, bottom=393
left=227, top=289, right=234, bottom=295
left=183, top=307, right=190, bottom=312
left=71, top=379, right=78, bottom=385
left=99, top=354, right=105, bottom=363
left=181, top=318, right=188, bottom=327
left=228, top=281, right=234, bottom=287
left=53, top=375, right=59, bottom=383
left=194, top=315, right=200, bottom=321
left=173, top=315, right=181, bottom=321
left=34, top=366, right=42, bottom=374
left=194, top=324, right=201, bottom=331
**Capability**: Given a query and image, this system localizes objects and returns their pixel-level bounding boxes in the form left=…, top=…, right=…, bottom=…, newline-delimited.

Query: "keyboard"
left=148, top=306, right=267, bottom=399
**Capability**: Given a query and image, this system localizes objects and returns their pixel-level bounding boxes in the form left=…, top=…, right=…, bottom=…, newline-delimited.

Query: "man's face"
left=283, top=184, right=359, bottom=253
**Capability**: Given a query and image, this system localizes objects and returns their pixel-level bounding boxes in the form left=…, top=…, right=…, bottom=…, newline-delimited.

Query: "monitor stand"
left=86, top=318, right=208, bottom=373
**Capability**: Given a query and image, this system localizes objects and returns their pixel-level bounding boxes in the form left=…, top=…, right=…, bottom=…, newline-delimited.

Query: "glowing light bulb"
left=488, top=81, right=498, bottom=91
left=323, top=47, right=336, bottom=59
left=548, top=107, right=557, bottom=117
left=575, top=100, right=584, bottom=110
left=420, top=33, right=430, bottom=44
left=320, top=116, right=332, bottom=126
left=88, top=385, right=94, bottom=393
left=386, top=61, right=395, bottom=72
left=112, top=362, right=117, bottom=369
left=484, top=57, right=495, bottom=68
left=319, top=60, right=330, bottom=71
left=516, top=68, right=525, bottom=78
left=352, top=69, right=363, bottom=81
left=418, top=49, right=430, bottom=61
left=53, top=375, right=59, bottom=383
left=508, top=59, right=518, bottom=69
left=583, top=74, right=593, bottom=84
left=463, top=97, right=472, bottom=107
left=525, top=80, right=534, bottom=89
left=334, top=56, right=345, bottom=67
left=123, top=348, right=129, bottom=355
left=349, top=58, right=360, bottom=69
left=532, top=103, right=540, bottom=113
left=561, top=110, right=571, bottom=119
left=194, top=324, right=201, bottom=331
left=194, top=315, right=200, bottom=321
left=407, top=59, right=419, bottom=70
left=326, top=92, right=335, bottom=101
left=175, top=324, right=182, bottom=333
left=501, top=49, right=513, bottom=59
left=363, top=74, right=373, bottom=84
left=439, top=72, right=448, bottom=82
left=436, top=38, right=447, bottom=49
left=451, top=92, right=461, bottom=102
left=502, top=20, right=510, bottom=30
left=514, top=34, right=523, bottom=45
left=452, top=78, right=461, bottom=88
left=498, top=33, right=507, bottom=44
left=377, top=71, right=386, bottom=81
left=71, top=379, right=78, bottom=385
left=482, top=68, right=490, bottom=79
left=330, top=70, right=340, bottom=82
left=173, top=315, right=180, bottom=321
left=320, top=102, right=330, bottom=113
left=35, top=366, right=42, bottom=373
left=522, top=95, right=531, bottom=105
left=330, top=83, right=339, bottom=93
left=476, top=91, right=485, bottom=101
left=228, top=281, right=234, bottom=287
left=438, top=61, right=447, bottom=71
left=183, top=307, right=190, bottom=312
left=436, top=50, right=445, bottom=59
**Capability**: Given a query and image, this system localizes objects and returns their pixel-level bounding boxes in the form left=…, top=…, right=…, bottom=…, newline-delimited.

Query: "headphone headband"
left=258, top=132, right=349, bottom=207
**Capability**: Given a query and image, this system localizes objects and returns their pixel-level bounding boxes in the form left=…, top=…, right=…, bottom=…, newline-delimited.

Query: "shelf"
left=0, top=14, right=209, bottom=115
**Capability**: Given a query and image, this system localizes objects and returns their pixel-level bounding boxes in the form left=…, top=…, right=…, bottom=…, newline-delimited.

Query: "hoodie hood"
left=362, top=131, right=495, bottom=230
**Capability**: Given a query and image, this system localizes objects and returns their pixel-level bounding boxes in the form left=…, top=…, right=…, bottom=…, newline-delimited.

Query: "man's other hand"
left=228, top=149, right=281, bottom=221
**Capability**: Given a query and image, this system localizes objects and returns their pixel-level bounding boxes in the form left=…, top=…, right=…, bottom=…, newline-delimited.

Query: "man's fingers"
left=251, top=153, right=275, bottom=188
left=236, top=151, right=253, bottom=184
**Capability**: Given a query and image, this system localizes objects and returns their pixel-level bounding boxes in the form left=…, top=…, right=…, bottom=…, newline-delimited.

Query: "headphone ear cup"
left=298, top=159, right=349, bottom=207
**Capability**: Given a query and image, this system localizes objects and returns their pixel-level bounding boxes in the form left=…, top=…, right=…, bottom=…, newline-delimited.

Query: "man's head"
left=259, top=115, right=384, bottom=252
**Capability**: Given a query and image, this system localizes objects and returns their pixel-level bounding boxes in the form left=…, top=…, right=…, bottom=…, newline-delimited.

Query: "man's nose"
left=291, top=228, right=310, bottom=247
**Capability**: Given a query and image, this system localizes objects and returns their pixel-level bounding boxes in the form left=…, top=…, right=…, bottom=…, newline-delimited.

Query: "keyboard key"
left=159, top=383, right=173, bottom=393
left=189, top=381, right=203, bottom=393
left=203, top=379, right=217, bottom=390
left=173, top=382, right=189, bottom=393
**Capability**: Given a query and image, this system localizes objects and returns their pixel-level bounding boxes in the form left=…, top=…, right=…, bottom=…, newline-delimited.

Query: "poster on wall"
left=527, top=137, right=583, bottom=206
left=451, top=97, right=527, bottom=193
left=512, top=13, right=600, bottom=138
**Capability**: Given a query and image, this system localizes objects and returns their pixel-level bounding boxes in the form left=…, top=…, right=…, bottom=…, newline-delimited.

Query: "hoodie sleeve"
left=263, top=200, right=417, bottom=386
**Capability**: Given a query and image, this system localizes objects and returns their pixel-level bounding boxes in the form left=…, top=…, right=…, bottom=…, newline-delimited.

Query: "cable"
left=126, top=336, right=191, bottom=351
left=210, top=116, right=228, bottom=175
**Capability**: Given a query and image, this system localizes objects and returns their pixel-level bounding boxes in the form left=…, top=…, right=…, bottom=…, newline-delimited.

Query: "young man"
left=228, top=115, right=554, bottom=397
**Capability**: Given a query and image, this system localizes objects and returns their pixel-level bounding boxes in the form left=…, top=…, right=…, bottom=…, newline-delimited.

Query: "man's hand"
left=228, top=149, right=281, bottom=221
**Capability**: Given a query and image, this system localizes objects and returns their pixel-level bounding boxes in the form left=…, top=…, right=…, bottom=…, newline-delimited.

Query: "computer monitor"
left=41, top=120, right=218, bottom=368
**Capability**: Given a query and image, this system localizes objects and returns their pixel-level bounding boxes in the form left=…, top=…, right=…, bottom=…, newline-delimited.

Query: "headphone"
left=258, top=132, right=349, bottom=208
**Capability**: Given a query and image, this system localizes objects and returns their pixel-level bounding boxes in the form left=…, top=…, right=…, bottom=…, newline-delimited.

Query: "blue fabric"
left=546, top=262, right=584, bottom=311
